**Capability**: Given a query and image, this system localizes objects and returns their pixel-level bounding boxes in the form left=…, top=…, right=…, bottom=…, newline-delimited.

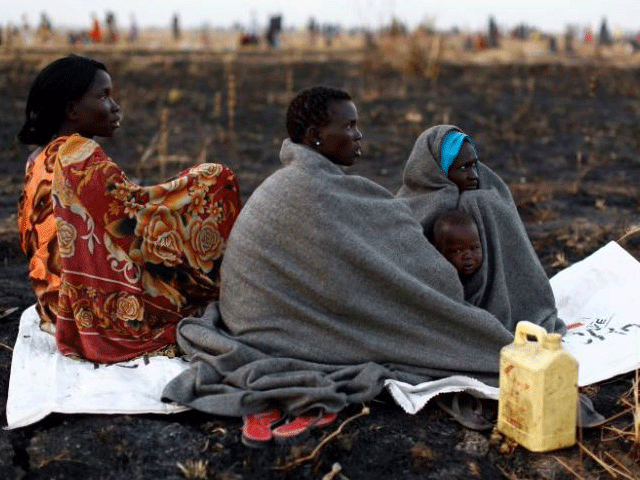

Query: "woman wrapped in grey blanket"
left=396, top=125, right=565, bottom=336
left=163, top=87, right=529, bottom=447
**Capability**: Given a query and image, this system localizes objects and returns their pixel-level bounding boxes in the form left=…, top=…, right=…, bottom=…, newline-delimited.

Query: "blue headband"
left=440, top=130, right=476, bottom=176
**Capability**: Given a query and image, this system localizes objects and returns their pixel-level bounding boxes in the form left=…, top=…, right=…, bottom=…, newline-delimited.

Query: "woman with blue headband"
left=440, top=129, right=480, bottom=191
left=397, top=124, right=565, bottom=336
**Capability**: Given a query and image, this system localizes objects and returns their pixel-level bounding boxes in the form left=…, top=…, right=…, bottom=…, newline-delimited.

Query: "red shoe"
left=271, top=411, right=338, bottom=443
left=241, top=408, right=283, bottom=448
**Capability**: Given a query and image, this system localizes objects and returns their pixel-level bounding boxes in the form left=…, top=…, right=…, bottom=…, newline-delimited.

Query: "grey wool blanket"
left=396, top=125, right=565, bottom=335
left=163, top=139, right=516, bottom=417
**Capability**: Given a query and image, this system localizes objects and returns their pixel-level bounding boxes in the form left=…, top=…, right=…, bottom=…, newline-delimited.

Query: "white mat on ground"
left=6, top=305, right=190, bottom=429
left=386, top=241, right=640, bottom=414
left=7, top=242, right=640, bottom=424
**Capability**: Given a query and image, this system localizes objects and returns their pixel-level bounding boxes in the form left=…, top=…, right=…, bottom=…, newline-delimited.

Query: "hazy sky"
left=4, top=0, right=639, bottom=33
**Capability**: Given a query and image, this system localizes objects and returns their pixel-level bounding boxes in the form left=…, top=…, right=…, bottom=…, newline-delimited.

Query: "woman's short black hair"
left=286, top=86, right=352, bottom=143
left=18, top=54, right=108, bottom=146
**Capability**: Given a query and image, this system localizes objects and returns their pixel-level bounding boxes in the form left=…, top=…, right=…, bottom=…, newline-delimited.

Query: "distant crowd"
left=2, top=12, right=640, bottom=52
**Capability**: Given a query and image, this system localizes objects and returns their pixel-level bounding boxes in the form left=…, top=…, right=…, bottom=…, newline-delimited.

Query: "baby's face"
left=447, top=142, right=479, bottom=191
left=440, top=223, right=483, bottom=277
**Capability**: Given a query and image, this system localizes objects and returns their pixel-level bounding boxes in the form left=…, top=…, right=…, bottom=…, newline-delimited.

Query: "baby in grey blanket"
left=432, top=209, right=483, bottom=280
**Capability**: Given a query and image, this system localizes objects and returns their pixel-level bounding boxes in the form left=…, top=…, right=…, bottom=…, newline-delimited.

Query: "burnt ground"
left=1, top=52, right=640, bottom=479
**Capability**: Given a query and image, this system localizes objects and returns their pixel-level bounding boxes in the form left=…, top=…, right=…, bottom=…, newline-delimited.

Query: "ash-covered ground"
left=1, top=54, right=639, bottom=479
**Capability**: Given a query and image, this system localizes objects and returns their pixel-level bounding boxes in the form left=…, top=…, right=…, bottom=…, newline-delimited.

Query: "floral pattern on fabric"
left=21, top=134, right=241, bottom=362
left=18, top=137, right=66, bottom=330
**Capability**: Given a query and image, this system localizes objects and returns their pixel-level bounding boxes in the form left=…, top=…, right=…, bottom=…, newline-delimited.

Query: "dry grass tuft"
left=617, top=225, right=640, bottom=246
left=551, top=252, right=569, bottom=269
left=577, top=442, right=638, bottom=479
left=621, top=370, right=639, bottom=448
left=410, top=441, right=436, bottom=468
left=570, top=371, right=640, bottom=479
left=372, top=32, right=443, bottom=78
left=553, top=455, right=587, bottom=479
left=556, top=219, right=607, bottom=258
left=321, top=462, right=343, bottom=480
left=603, top=371, right=640, bottom=451
left=176, top=459, right=209, bottom=479
left=466, top=459, right=482, bottom=478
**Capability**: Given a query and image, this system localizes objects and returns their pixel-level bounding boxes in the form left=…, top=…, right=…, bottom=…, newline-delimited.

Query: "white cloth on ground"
left=5, top=305, right=189, bottom=429
left=7, top=242, right=639, bottom=423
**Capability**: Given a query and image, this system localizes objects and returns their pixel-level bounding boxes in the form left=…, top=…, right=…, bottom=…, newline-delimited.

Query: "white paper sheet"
left=6, top=305, right=190, bottom=429
left=552, top=241, right=640, bottom=386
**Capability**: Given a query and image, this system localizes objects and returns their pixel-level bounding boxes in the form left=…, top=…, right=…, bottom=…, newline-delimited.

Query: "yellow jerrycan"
left=497, top=321, right=578, bottom=452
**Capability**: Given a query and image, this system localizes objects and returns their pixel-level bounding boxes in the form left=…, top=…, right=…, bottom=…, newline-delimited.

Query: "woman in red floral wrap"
left=17, top=55, right=241, bottom=362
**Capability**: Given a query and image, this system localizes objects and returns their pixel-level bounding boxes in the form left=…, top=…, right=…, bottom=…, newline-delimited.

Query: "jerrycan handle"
left=514, top=321, right=548, bottom=345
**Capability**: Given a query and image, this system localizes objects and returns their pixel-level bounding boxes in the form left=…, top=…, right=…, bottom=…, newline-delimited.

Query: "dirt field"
left=1, top=47, right=640, bottom=479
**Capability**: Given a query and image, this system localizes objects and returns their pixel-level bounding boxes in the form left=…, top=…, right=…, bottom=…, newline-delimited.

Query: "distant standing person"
left=266, top=15, right=281, bottom=48
left=200, top=24, right=210, bottom=48
left=307, top=17, right=318, bottom=46
left=598, top=18, right=612, bottom=45
left=488, top=16, right=499, bottom=48
left=17, top=55, right=242, bottom=362
left=89, top=14, right=102, bottom=43
left=105, top=11, right=117, bottom=44
left=584, top=26, right=594, bottom=44
left=21, top=14, right=33, bottom=46
left=37, top=12, right=52, bottom=44
left=128, top=14, right=138, bottom=43
left=564, top=27, right=574, bottom=53
left=172, top=14, right=181, bottom=42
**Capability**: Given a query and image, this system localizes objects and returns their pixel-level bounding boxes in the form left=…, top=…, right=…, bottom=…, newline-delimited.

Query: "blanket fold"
left=163, top=139, right=515, bottom=417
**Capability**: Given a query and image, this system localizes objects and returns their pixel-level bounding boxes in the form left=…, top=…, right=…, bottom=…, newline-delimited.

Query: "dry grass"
left=554, top=371, right=640, bottom=479
left=607, top=370, right=640, bottom=449
left=321, top=463, right=344, bottom=480
left=577, top=442, right=638, bottom=479
left=176, top=459, right=209, bottom=479
left=617, top=225, right=640, bottom=245
left=550, top=252, right=569, bottom=269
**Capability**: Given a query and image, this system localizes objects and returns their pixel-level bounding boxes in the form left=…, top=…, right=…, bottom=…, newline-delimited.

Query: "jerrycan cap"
left=543, top=333, right=562, bottom=350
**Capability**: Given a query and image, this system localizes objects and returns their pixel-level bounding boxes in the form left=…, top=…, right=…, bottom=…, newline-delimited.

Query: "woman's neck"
left=57, top=121, right=92, bottom=139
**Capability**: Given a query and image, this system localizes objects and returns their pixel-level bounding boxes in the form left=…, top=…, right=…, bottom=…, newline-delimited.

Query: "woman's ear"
left=303, top=126, right=320, bottom=146
left=66, top=101, right=79, bottom=121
